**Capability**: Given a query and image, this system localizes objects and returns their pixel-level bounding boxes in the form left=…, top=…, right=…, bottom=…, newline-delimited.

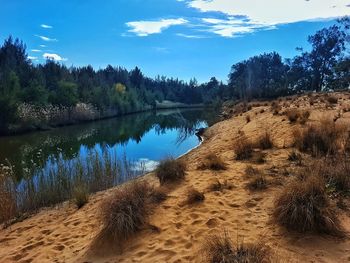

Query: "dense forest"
left=0, top=17, right=349, bottom=134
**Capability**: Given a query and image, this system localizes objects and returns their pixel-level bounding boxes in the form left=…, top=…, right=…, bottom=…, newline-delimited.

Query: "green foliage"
left=49, top=81, right=78, bottom=107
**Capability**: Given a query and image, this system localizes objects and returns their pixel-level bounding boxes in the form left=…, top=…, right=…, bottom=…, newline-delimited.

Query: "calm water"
left=0, top=108, right=218, bottom=182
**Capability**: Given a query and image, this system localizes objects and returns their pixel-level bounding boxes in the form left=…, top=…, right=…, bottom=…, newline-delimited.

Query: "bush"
left=155, top=158, right=187, bottom=185
left=203, top=232, right=269, bottom=263
left=149, top=187, right=168, bottom=204
left=99, top=181, right=152, bottom=241
left=255, top=132, right=273, bottom=149
left=185, top=188, right=205, bottom=205
left=273, top=175, right=343, bottom=235
left=234, top=136, right=254, bottom=160
left=72, top=184, right=89, bottom=209
left=285, top=109, right=300, bottom=123
left=199, top=153, right=227, bottom=171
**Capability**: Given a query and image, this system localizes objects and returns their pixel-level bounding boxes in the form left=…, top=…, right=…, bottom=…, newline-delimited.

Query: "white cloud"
left=188, top=0, right=349, bottom=25
left=41, top=24, right=53, bottom=29
left=126, top=18, right=188, bottom=36
left=31, top=49, right=42, bottom=52
left=43, top=53, right=67, bottom=61
left=28, top=56, right=38, bottom=60
left=181, top=0, right=349, bottom=37
left=39, top=44, right=47, bottom=48
left=35, top=35, right=57, bottom=42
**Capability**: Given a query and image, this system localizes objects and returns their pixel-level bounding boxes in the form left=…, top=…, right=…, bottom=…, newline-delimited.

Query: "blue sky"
left=0, top=0, right=349, bottom=83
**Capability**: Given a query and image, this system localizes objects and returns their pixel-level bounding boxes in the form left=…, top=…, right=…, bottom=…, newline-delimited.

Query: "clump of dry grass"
left=287, top=150, right=302, bottom=165
left=155, top=158, right=187, bottom=185
left=185, top=187, right=205, bottom=205
left=273, top=175, right=343, bottom=236
left=72, top=184, right=89, bottom=209
left=246, top=115, right=251, bottom=123
left=293, top=118, right=345, bottom=156
left=199, top=153, right=227, bottom=171
left=234, top=136, right=254, bottom=160
left=255, top=132, right=273, bottom=149
left=208, top=180, right=233, bottom=192
left=245, top=166, right=267, bottom=190
left=327, top=95, right=338, bottom=104
left=285, top=109, right=300, bottom=123
left=270, top=101, right=281, bottom=115
left=203, top=232, right=270, bottom=263
left=149, top=187, right=168, bottom=204
left=99, top=181, right=153, bottom=242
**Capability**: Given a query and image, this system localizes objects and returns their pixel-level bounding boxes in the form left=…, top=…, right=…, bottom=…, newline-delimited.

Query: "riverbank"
left=1, top=93, right=350, bottom=262
left=1, top=101, right=210, bottom=136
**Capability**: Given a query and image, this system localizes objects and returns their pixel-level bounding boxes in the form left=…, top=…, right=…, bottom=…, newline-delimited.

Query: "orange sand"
left=1, top=93, right=350, bottom=262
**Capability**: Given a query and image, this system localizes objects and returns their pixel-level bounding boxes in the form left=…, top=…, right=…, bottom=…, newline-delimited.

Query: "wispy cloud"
left=41, top=24, right=53, bottom=29
left=31, top=49, right=42, bottom=52
left=176, top=33, right=208, bottom=39
left=35, top=35, right=57, bottom=42
left=126, top=18, right=188, bottom=36
left=43, top=53, right=67, bottom=61
left=39, top=44, right=47, bottom=48
left=28, top=56, right=38, bottom=60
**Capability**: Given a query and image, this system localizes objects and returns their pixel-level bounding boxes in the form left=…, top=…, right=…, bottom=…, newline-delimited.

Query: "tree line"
left=0, top=17, right=349, bottom=134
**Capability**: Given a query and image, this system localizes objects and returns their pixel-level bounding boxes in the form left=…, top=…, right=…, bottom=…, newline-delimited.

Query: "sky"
left=0, top=0, right=349, bottom=83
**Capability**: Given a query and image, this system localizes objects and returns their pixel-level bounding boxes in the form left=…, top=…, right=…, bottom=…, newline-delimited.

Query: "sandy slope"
left=1, top=93, right=350, bottom=263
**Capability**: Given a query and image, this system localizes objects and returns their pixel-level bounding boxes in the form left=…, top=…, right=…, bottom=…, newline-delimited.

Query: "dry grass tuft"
left=208, top=180, right=233, bottom=192
left=185, top=187, right=205, bottom=205
left=199, top=153, right=227, bottom=171
left=203, top=231, right=270, bottom=263
left=72, top=184, right=89, bottom=209
left=245, top=166, right=267, bottom=190
left=246, top=115, right=251, bottom=123
left=234, top=136, right=254, bottom=160
left=256, top=132, right=273, bottom=150
left=270, top=101, right=281, bottom=115
left=273, top=175, right=343, bottom=236
left=149, top=187, right=168, bottom=204
left=99, top=181, right=153, bottom=242
left=293, top=118, right=345, bottom=156
left=155, top=158, right=187, bottom=185
left=287, top=151, right=302, bottom=165
left=327, top=95, right=338, bottom=104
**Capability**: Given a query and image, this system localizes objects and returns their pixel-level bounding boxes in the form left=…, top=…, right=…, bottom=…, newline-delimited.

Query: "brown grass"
left=198, top=153, right=227, bottom=171
left=270, top=101, right=281, bottom=115
left=293, top=118, right=345, bottom=156
left=72, top=185, right=89, bottom=209
left=155, top=158, right=187, bottom=185
left=234, top=136, right=254, bottom=160
left=287, top=151, right=302, bottom=165
left=255, top=132, right=273, bottom=149
left=203, top=231, right=270, bottom=263
left=246, top=115, right=251, bottom=123
left=245, top=166, right=267, bottom=190
left=273, top=175, right=343, bottom=236
left=327, top=96, right=338, bottom=104
left=99, top=181, right=153, bottom=242
left=149, top=187, right=168, bottom=204
left=185, top=187, right=205, bottom=205
left=208, top=180, right=233, bottom=192
left=0, top=175, right=17, bottom=223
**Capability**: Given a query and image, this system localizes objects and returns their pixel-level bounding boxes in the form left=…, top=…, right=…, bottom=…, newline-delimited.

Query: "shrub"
left=72, top=184, right=89, bottom=209
left=155, top=158, right=187, bottom=185
left=99, top=181, right=152, bottom=242
left=199, top=153, right=227, bottom=171
left=203, top=232, right=269, bottom=263
left=256, top=132, right=273, bottom=149
left=234, top=136, right=253, bottom=160
left=251, top=151, right=266, bottom=164
left=270, top=101, right=281, bottom=115
left=185, top=188, right=205, bottom=205
left=273, top=175, right=343, bottom=235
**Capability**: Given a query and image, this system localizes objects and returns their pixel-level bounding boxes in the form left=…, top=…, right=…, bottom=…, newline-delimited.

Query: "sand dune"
left=1, top=93, right=350, bottom=262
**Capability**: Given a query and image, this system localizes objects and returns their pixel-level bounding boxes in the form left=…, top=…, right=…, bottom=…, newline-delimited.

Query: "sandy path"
left=1, top=94, right=350, bottom=262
